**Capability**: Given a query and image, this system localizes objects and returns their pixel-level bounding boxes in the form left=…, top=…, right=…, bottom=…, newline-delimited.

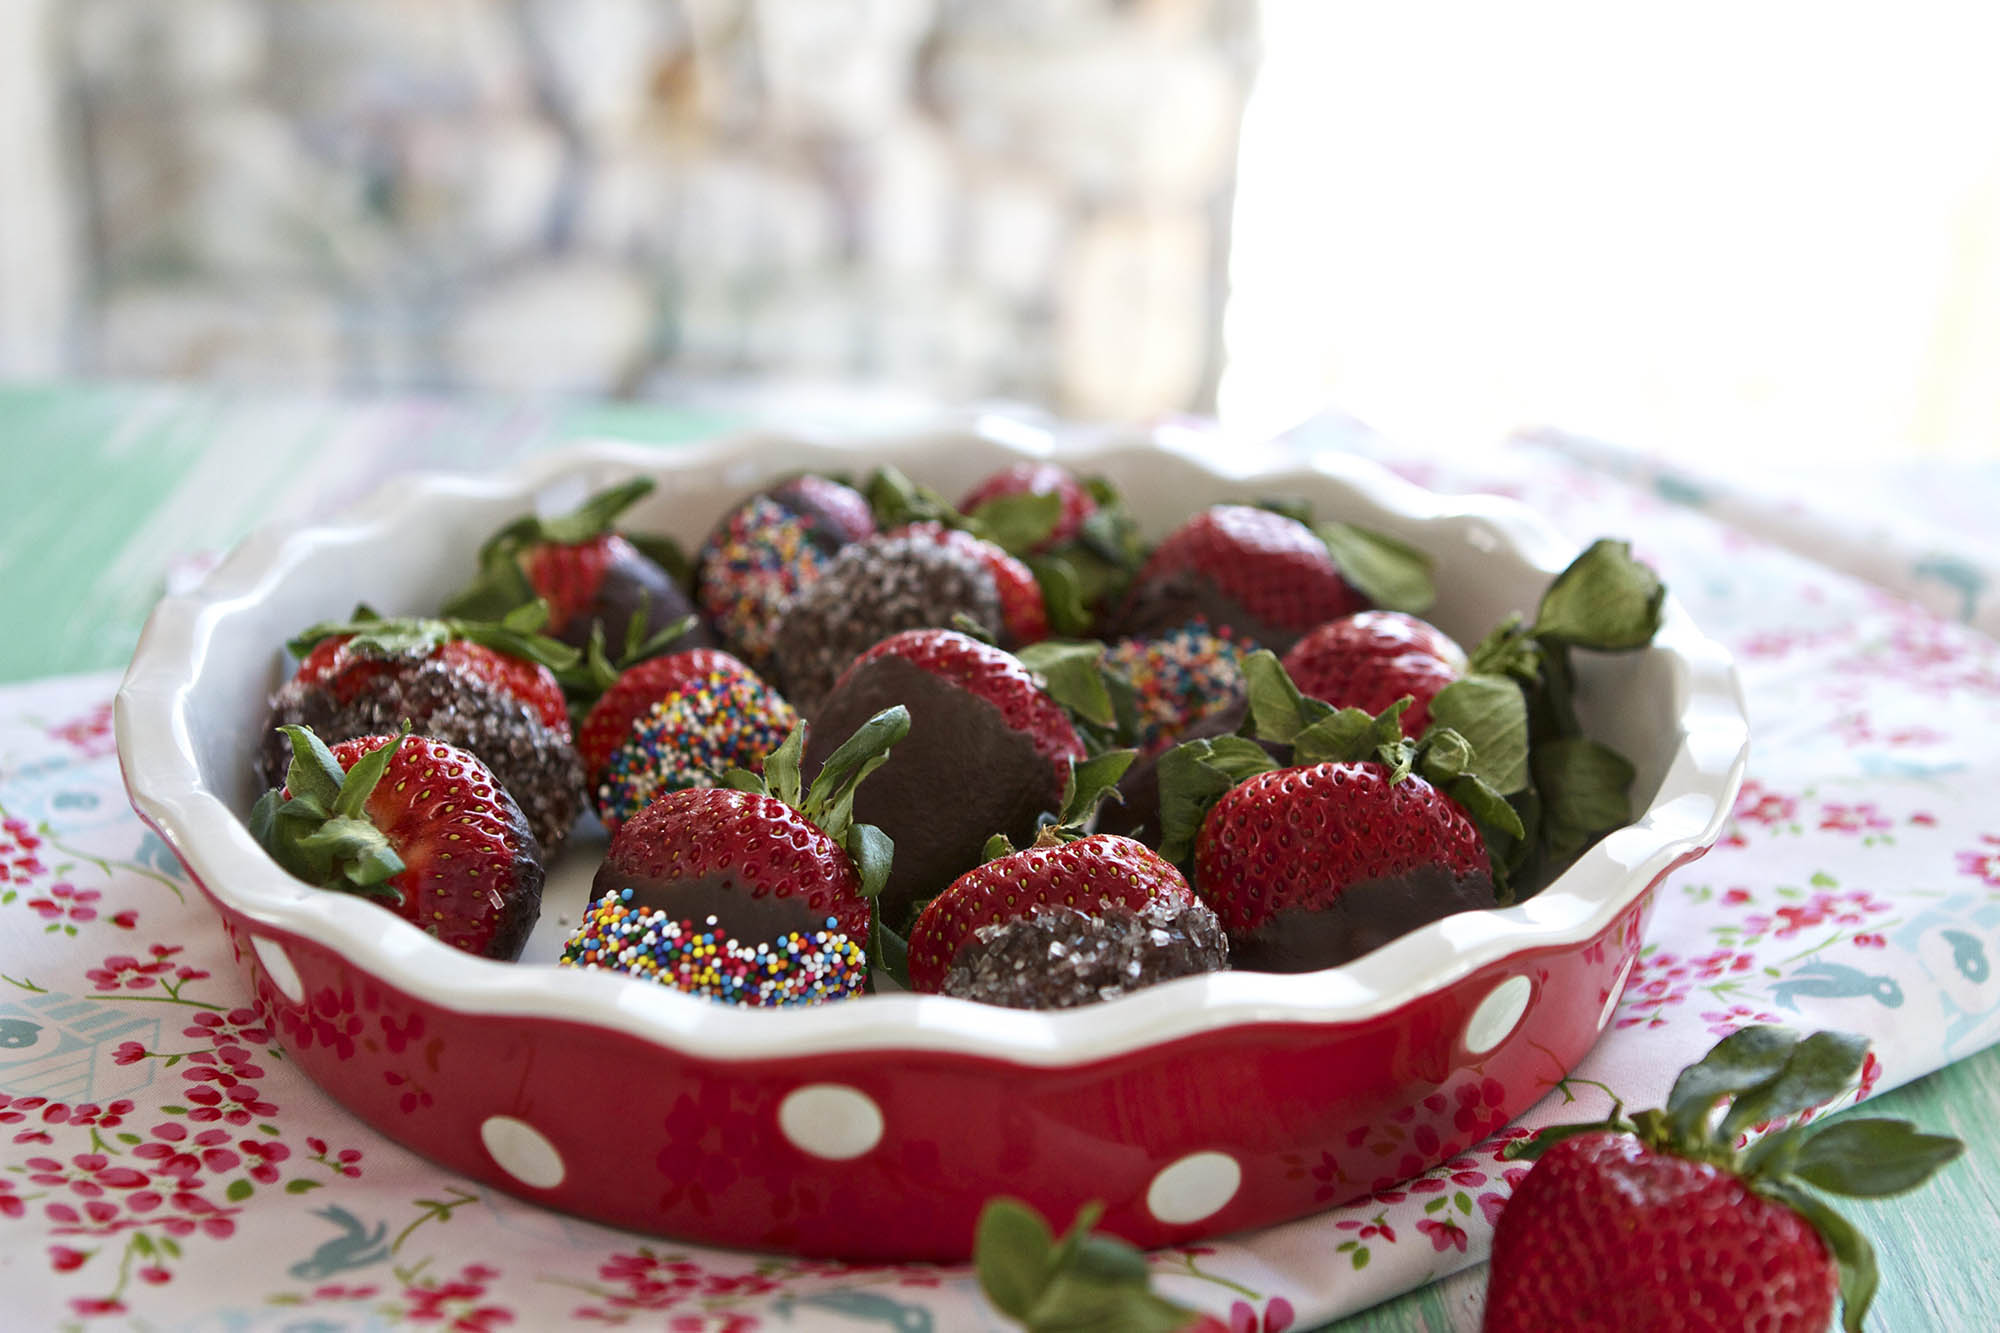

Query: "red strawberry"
left=958, top=461, right=1098, bottom=552
left=909, top=834, right=1210, bottom=994
left=1193, top=761, right=1492, bottom=969
left=1486, top=1026, right=1962, bottom=1333
left=252, top=726, right=544, bottom=960
left=575, top=647, right=762, bottom=782
left=1116, top=505, right=1370, bottom=655
left=696, top=474, right=878, bottom=666
left=1156, top=651, right=1520, bottom=971
left=1280, top=611, right=1466, bottom=738
left=804, top=628, right=1085, bottom=924
left=444, top=477, right=709, bottom=654
left=559, top=707, right=909, bottom=1005
left=891, top=520, right=1049, bottom=646
left=264, top=611, right=585, bottom=854
left=576, top=649, right=798, bottom=835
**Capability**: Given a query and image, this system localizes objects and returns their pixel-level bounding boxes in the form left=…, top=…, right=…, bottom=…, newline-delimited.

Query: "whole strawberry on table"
left=1487, top=1026, right=1962, bottom=1333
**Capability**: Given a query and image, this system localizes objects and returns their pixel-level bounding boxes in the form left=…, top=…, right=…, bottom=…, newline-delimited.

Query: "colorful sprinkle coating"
left=594, top=669, right=798, bottom=831
left=1104, top=621, right=1249, bottom=753
left=559, top=889, right=867, bottom=1006
left=697, top=496, right=838, bottom=665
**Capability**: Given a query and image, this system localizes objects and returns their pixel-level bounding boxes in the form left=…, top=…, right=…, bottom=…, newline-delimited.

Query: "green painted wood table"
left=4, top=380, right=1996, bottom=1331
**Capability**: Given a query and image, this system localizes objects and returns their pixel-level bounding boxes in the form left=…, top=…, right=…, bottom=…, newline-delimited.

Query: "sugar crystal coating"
left=941, top=900, right=1228, bottom=1010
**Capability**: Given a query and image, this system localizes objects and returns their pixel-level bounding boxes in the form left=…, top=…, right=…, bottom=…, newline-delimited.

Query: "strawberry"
left=957, top=461, right=1098, bottom=553
left=443, top=477, right=708, bottom=654
left=1114, top=505, right=1371, bottom=655
left=1487, top=1026, right=1962, bottom=1333
left=1156, top=651, right=1525, bottom=971
left=906, top=750, right=1226, bottom=1001
left=574, top=649, right=798, bottom=834
left=890, top=520, right=1050, bottom=646
left=1280, top=610, right=1467, bottom=738
left=263, top=607, right=586, bottom=854
left=251, top=725, right=544, bottom=960
left=559, top=707, right=909, bottom=1005
left=696, top=474, right=877, bottom=667
left=803, top=628, right=1086, bottom=926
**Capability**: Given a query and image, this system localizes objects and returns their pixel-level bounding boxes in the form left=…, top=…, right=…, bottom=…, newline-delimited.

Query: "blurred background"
left=3, top=0, right=1998, bottom=463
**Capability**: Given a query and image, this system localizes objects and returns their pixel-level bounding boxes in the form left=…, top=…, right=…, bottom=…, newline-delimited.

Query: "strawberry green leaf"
left=1786, top=1118, right=1964, bottom=1198
left=984, top=833, right=1018, bottom=861
left=328, top=727, right=409, bottom=822
left=1058, top=750, right=1137, bottom=830
left=951, top=612, right=1000, bottom=645
left=865, top=465, right=961, bottom=530
left=278, top=724, right=347, bottom=811
left=717, top=768, right=768, bottom=794
left=1440, top=773, right=1527, bottom=846
left=969, top=491, right=1064, bottom=555
left=1532, top=539, right=1665, bottom=651
left=1530, top=736, right=1635, bottom=863
left=801, top=706, right=912, bottom=844
left=868, top=909, right=913, bottom=991
left=538, top=476, right=655, bottom=546
left=1757, top=1180, right=1878, bottom=1333
left=1465, top=615, right=1541, bottom=680
left=1241, top=649, right=1335, bottom=745
left=1500, top=1114, right=1635, bottom=1162
left=976, top=1198, right=1057, bottom=1319
left=1156, top=735, right=1281, bottom=864
left=847, top=823, right=895, bottom=903
left=439, top=554, right=539, bottom=623
left=1426, top=674, right=1530, bottom=795
left=1315, top=521, right=1437, bottom=614
left=763, top=721, right=808, bottom=810
left=1025, top=555, right=1093, bottom=638
left=1717, top=1029, right=1870, bottom=1143
left=1018, top=640, right=1117, bottom=728
left=1291, top=699, right=1408, bottom=768
left=1664, top=1025, right=1802, bottom=1144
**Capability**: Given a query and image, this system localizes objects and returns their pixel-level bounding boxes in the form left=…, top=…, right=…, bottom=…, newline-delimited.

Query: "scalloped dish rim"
left=114, top=420, right=1750, bottom=1068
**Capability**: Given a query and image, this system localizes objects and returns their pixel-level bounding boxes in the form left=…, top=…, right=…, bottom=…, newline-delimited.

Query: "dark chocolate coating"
left=1226, top=863, right=1498, bottom=973
left=563, top=540, right=711, bottom=653
left=803, top=654, right=1058, bottom=927
left=260, top=658, right=584, bottom=857
left=772, top=534, right=1003, bottom=717
left=1110, top=570, right=1303, bottom=656
left=942, top=900, right=1229, bottom=1009
left=591, top=867, right=831, bottom=944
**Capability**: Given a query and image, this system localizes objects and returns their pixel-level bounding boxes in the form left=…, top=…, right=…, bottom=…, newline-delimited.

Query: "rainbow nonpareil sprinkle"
left=559, top=889, right=867, bottom=1006
left=696, top=495, right=837, bottom=665
left=1104, top=621, right=1248, bottom=753
left=594, top=669, right=797, bottom=832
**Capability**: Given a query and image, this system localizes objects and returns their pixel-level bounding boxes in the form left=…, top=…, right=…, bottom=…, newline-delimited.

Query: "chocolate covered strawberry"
left=252, top=725, right=544, bottom=960
left=1281, top=610, right=1466, bottom=738
left=444, top=477, right=708, bottom=655
left=1115, top=503, right=1438, bottom=656
left=907, top=751, right=1226, bottom=1003
left=1157, top=652, right=1523, bottom=971
left=574, top=648, right=797, bottom=834
left=803, top=628, right=1086, bottom=925
left=889, top=520, right=1049, bottom=646
left=1487, top=1026, right=1961, bottom=1333
left=261, top=607, right=586, bottom=854
left=558, top=707, right=908, bottom=1005
left=696, top=474, right=877, bottom=667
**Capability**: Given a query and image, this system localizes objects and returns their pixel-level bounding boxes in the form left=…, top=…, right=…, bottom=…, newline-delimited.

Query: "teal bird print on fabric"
left=1770, top=960, right=1904, bottom=1012
left=776, top=1290, right=935, bottom=1331
left=288, top=1206, right=392, bottom=1280
left=1913, top=555, right=1986, bottom=623
left=1941, top=929, right=1989, bottom=983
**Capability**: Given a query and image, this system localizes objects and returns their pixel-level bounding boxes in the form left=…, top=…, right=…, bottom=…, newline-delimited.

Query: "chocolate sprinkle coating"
left=260, top=658, right=585, bottom=856
left=941, top=900, right=1228, bottom=1010
left=771, top=533, right=1003, bottom=716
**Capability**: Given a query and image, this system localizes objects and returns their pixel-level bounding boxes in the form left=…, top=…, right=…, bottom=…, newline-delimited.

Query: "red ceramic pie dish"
left=114, top=423, right=1748, bottom=1261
